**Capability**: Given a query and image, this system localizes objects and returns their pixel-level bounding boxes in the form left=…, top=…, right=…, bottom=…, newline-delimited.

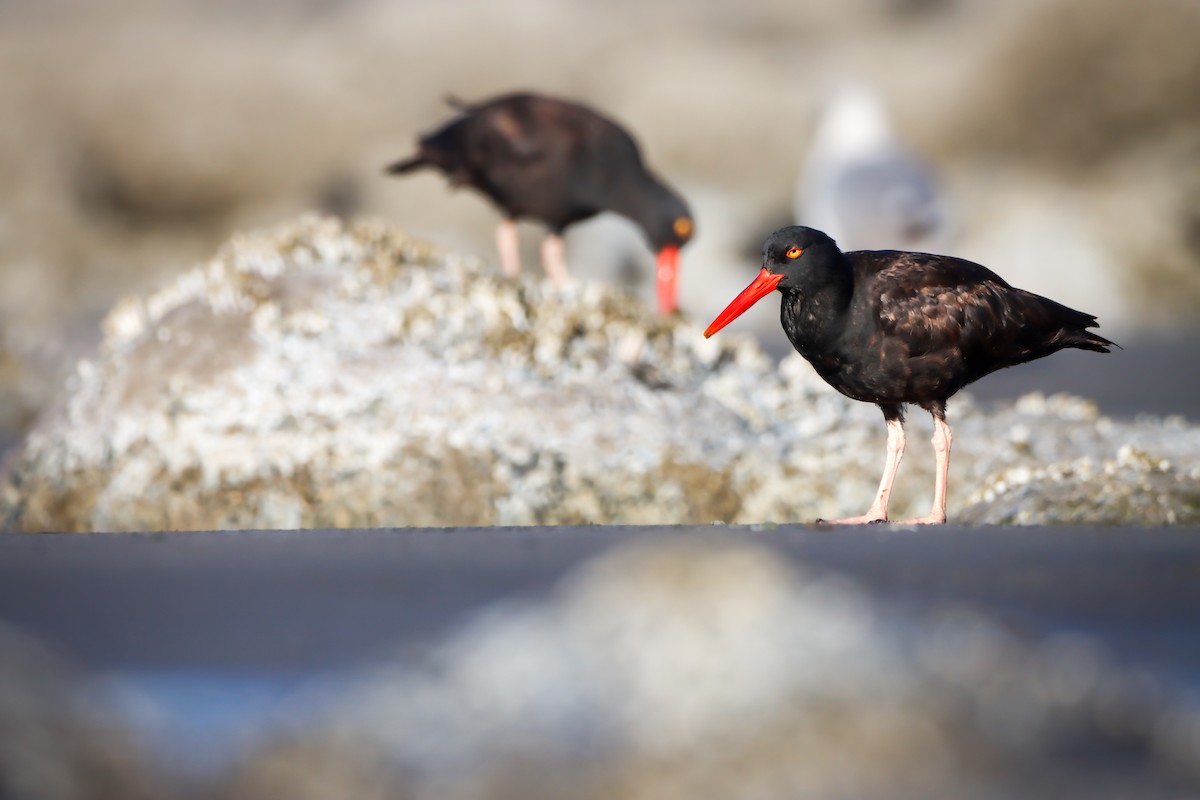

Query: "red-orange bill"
left=656, top=245, right=680, bottom=315
left=704, top=268, right=784, bottom=338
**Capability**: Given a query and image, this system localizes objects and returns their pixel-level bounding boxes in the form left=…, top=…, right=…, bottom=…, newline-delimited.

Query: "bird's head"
left=636, top=187, right=694, bottom=316
left=609, top=167, right=694, bottom=314
left=704, top=226, right=841, bottom=337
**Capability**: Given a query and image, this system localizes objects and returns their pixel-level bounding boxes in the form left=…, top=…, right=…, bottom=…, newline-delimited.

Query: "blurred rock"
left=215, top=738, right=406, bottom=800
left=0, top=625, right=172, bottom=800
left=2, top=215, right=1199, bottom=531
left=219, top=538, right=1200, bottom=799
left=935, top=0, right=1200, bottom=171
left=0, top=215, right=771, bottom=531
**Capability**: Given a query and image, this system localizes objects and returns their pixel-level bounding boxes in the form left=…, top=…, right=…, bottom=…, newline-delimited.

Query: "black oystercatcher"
left=385, top=92, right=695, bottom=314
left=704, top=226, right=1116, bottom=524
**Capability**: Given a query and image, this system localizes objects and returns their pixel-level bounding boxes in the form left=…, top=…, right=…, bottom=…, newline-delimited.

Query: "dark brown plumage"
left=385, top=92, right=694, bottom=313
left=705, top=225, right=1116, bottom=524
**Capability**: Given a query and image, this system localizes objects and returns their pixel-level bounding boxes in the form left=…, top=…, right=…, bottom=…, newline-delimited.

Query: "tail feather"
left=1066, top=328, right=1118, bottom=353
left=383, top=154, right=428, bottom=175
left=1032, top=293, right=1118, bottom=353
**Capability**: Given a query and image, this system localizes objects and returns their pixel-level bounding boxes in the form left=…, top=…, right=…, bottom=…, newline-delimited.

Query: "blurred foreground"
left=3, top=527, right=1200, bottom=799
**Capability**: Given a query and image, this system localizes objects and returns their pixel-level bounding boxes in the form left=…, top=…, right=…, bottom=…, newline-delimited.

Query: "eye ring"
left=785, top=247, right=802, bottom=259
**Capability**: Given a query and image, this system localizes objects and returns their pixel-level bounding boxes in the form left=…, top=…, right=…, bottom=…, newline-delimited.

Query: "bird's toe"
left=893, top=514, right=947, bottom=525
left=816, top=513, right=889, bottom=525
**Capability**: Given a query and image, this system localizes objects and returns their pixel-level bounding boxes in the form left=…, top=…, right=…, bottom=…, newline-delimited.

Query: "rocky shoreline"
left=2, top=216, right=1196, bottom=532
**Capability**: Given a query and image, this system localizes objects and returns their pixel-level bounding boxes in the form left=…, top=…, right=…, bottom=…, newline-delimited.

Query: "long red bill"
left=704, top=268, right=784, bottom=338
left=656, top=245, right=680, bottom=315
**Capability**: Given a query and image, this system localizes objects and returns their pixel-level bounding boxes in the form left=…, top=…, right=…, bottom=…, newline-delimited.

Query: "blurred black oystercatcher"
left=385, top=92, right=695, bottom=314
left=705, top=226, right=1116, bottom=524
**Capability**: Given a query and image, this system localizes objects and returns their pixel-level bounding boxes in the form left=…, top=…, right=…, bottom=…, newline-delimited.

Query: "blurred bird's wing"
left=477, top=106, right=547, bottom=162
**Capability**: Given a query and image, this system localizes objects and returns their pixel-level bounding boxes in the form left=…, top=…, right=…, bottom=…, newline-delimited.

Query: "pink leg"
left=496, top=219, right=521, bottom=278
left=821, top=416, right=905, bottom=525
left=540, top=233, right=570, bottom=287
left=896, top=415, right=952, bottom=525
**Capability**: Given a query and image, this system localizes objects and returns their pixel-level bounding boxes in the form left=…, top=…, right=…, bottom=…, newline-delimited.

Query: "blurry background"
left=3, top=3, right=1200, bottom=794
left=2, top=0, right=1199, bottom=455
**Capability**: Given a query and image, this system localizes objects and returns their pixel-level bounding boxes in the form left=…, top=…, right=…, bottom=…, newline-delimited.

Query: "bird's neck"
left=779, top=260, right=854, bottom=355
left=610, top=173, right=677, bottom=240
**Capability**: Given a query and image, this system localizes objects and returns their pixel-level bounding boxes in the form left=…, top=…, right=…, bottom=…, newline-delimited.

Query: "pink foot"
left=816, top=513, right=888, bottom=525
left=892, top=512, right=947, bottom=525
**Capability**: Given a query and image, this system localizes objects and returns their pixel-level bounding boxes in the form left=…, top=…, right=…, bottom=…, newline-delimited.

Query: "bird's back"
left=818, top=250, right=1114, bottom=403
left=413, top=93, right=649, bottom=228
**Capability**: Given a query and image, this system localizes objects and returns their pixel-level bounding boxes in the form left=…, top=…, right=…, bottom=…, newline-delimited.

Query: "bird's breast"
left=796, top=329, right=971, bottom=405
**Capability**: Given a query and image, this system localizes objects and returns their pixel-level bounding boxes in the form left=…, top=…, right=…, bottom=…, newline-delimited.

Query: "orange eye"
left=785, top=247, right=802, bottom=259
left=673, top=217, right=694, bottom=239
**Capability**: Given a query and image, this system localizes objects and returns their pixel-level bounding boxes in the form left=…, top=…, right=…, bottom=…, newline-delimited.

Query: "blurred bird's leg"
left=896, top=405, right=951, bottom=525
left=496, top=219, right=521, bottom=278
left=540, top=233, right=570, bottom=287
left=820, top=405, right=905, bottom=525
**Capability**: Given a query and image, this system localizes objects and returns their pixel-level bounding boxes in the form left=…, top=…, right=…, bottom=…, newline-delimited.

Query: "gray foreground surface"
left=1, top=525, right=1199, bottom=677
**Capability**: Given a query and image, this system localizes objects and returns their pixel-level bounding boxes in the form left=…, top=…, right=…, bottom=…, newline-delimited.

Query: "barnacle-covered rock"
left=0, top=215, right=776, bottom=531
left=2, top=216, right=1199, bottom=531
left=959, top=445, right=1200, bottom=525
